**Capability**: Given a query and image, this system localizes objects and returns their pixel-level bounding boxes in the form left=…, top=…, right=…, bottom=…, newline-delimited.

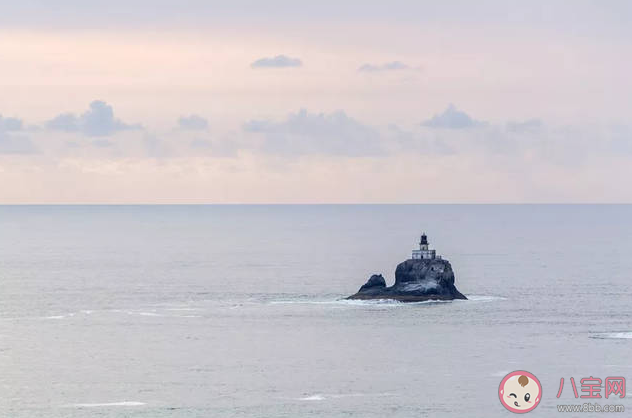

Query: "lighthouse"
left=411, top=233, right=437, bottom=260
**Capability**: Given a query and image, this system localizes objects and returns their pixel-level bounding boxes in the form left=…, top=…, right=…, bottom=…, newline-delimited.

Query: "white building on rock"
left=411, top=233, right=439, bottom=260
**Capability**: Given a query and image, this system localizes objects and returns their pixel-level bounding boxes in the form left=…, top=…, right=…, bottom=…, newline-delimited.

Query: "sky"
left=1, top=0, right=631, bottom=203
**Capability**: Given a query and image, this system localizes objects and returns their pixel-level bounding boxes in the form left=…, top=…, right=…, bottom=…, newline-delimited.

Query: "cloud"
left=358, top=61, right=410, bottom=72
left=243, top=109, right=383, bottom=156
left=387, top=124, right=456, bottom=155
left=608, top=125, right=632, bottom=155
left=0, top=114, right=35, bottom=154
left=0, top=114, right=24, bottom=131
left=250, top=55, right=302, bottom=69
left=0, top=131, right=37, bottom=154
left=143, top=134, right=173, bottom=158
left=178, top=114, right=209, bottom=130
left=421, top=104, right=486, bottom=129
left=190, top=138, right=212, bottom=149
left=93, top=138, right=114, bottom=147
left=47, top=100, right=141, bottom=137
left=47, top=113, right=78, bottom=132
left=506, top=118, right=543, bottom=133
left=190, top=137, right=239, bottom=157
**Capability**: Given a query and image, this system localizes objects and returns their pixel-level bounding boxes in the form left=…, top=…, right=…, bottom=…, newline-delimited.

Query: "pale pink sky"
left=1, top=1, right=631, bottom=203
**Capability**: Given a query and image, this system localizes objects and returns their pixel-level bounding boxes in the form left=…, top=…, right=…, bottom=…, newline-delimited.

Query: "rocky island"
left=348, top=233, right=467, bottom=302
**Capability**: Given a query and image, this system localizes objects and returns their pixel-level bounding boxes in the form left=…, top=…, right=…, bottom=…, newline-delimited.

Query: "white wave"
left=137, top=311, right=201, bottom=318
left=165, top=308, right=201, bottom=312
left=298, top=394, right=325, bottom=401
left=332, top=299, right=406, bottom=306
left=271, top=299, right=391, bottom=306
left=43, top=311, right=80, bottom=319
left=65, top=401, right=145, bottom=407
left=342, top=298, right=453, bottom=306
left=463, top=295, right=507, bottom=302
left=591, top=332, right=632, bottom=340
left=271, top=298, right=448, bottom=306
left=272, top=295, right=506, bottom=306
left=296, top=392, right=393, bottom=401
left=329, top=392, right=394, bottom=399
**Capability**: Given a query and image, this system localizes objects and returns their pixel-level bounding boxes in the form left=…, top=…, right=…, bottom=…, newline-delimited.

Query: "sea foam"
left=298, top=394, right=325, bottom=401
left=591, top=332, right=632, bottom=340
left=65, top=401, right=145, bottom=407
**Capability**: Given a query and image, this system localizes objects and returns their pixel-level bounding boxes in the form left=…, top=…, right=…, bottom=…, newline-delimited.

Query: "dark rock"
left=359, top=274, right=386, bottom=291
left=348, top=258, right=467, bottom=302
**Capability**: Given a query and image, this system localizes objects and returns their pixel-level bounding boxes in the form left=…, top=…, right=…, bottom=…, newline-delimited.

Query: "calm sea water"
left=0, top=205, right=631, bottom=417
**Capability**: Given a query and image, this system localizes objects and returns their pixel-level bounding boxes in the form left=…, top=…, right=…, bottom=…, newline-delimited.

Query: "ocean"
left=0, top=205, right=630, bottom=417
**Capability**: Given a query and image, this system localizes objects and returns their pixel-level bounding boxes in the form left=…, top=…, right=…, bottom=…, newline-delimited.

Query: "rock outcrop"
left=348, top=258, right=467, bottom=302
left=359, top=274, right=386, bottom=291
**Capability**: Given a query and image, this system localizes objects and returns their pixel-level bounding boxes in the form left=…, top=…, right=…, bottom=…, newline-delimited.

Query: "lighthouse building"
left=411, top=233, right=438, bottom=260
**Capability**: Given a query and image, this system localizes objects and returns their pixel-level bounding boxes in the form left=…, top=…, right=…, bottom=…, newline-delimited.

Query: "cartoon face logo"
left=499, top=371, right=542, bottom=413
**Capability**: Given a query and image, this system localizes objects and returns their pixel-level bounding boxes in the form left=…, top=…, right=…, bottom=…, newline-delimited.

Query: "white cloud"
left=0, top=131, right=37, bottom=154
left=143, top=134, right=173, bottom=158
left=47, top=100, right=141, bottom=137
left=358, top=61, right=410, bottom=72
left=2, top=102, right=632, bottom=203
left=506, top=118, right=543, bottom=133
left=178, top=115, right=209, bottom=130
left=0, top=113, right=35, bottom=154
left=0, top=114, right=24, bottom=131
left=250, top=55, right=302, bottom=68
left=189, top=137, right=239, bottom=157
left=421, top=104, right=486, bottom=129
left=93, top=138, right=114, bottom=147
left=243, top=109, right=383, bottom=156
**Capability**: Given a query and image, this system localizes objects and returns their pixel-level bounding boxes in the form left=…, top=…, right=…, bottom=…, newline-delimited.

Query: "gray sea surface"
left=0, top=205, right=631, bottom=417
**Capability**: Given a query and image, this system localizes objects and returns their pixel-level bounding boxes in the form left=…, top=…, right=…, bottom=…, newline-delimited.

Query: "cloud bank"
left=0, top=114, right=24, bottom=131
left=0, top=114, right=36, bottom=154
left=0, top=132, right=37, bottom=154
left=243, top=109, right=382, bottom=156
left=421, top=104, right=486, bottom=129
left=506, top=118, right=543, bottom=133
left=358, top=61, right=410, bottom=72
left=178, top=114, right=209, bottom=130
left=250, top=55, right=302, bottom=68
left=2, top=103, right=632, bottom=203
left=47, top=100, right=141, bottom=137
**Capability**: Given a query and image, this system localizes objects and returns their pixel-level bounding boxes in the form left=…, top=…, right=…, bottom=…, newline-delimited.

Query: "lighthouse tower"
left=411, top=233, right=437, bottom=260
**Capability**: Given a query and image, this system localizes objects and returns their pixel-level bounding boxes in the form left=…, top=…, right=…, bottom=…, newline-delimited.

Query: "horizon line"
left=0, top=203, right=630, bottom=206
